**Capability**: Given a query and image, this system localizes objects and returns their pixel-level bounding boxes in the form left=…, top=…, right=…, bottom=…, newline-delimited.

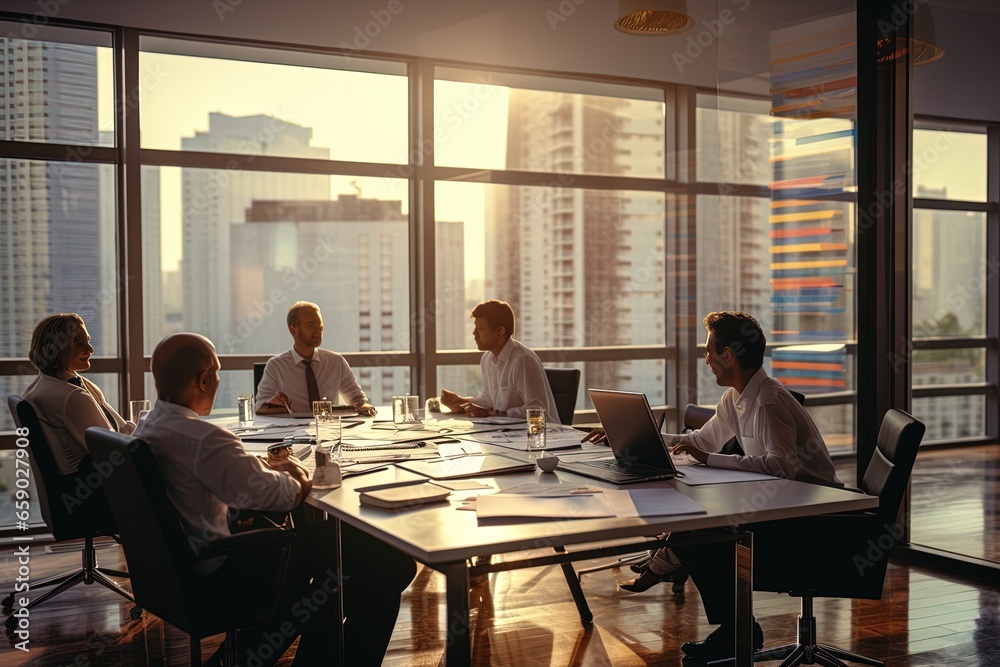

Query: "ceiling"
left=1, top=0, right=997, bottom=122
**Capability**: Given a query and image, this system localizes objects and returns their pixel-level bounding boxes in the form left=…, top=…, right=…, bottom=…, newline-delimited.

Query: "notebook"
left=396, top=454, right=534, bottom=480
left=558, top=389, right=679, bottom=485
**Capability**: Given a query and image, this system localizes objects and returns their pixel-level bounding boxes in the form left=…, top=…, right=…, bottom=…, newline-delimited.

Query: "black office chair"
left=253, top=362, right=267, bottom=399
left=682, top=403, right=716, bottom=432
left=751, top=409, right=925, bottom=667
left=543, top=367, right=581, bottom=425
left=3, top=396, right=134, bottom=620
left=86, top=428, right=296, bottom=667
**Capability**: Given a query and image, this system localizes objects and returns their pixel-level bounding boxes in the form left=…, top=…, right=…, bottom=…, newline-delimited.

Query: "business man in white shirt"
left=256, top=301, right=377, bottom=416
left=440, top=299, right=558, bottom=421
left=628, top=311, right=841, bottom=662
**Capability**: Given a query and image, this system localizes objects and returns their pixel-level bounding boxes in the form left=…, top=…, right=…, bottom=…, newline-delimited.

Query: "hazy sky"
left=95, top=50, right=987, bottom=278
left=99, top=52, right=511, bottom=276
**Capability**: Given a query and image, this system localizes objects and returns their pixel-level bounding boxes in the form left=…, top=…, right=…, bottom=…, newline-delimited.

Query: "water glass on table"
left=313, top=400, right=342, bottom=461
left=129, top=400, right=150, bottom=424
left=526, top=408, right=547, bottom=451
left=237, top=393, right=254, bottom=427
left=392, top=395, right=420, bottom=425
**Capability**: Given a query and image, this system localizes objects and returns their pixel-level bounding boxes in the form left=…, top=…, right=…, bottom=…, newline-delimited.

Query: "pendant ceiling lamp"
left=614, top=0, right=695, bottom=36
left=877, top=2, right=945, bottom=65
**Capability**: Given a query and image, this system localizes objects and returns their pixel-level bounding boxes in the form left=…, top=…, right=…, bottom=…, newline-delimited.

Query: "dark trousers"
left=672, top=521, right=799, bottom=626
left=209, top=519, right=417, bottom=666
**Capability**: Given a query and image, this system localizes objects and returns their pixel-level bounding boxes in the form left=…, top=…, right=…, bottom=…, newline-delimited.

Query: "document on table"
left=475, top=493, right=616, bottom=519
left=461, top=424, right=584, bottom=452
left=474, top=487, right=706, bottom=520
left=674, top=465, right=779, bottom=486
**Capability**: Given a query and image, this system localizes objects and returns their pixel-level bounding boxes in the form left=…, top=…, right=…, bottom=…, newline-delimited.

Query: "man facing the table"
left=440, top=299, right=559, bottom=420
left=256, top=300, right=377, bottom=416
left=137, top=333, right=415, bottom=666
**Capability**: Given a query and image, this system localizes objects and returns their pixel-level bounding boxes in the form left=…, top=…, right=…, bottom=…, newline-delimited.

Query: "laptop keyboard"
left=580, top=459, right=672, bottom=478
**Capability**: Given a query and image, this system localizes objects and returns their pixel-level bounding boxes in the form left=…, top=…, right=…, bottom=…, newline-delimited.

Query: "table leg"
left=443, top=561, right=472, bottom=666
left=734, top=531, right=753, bottom=667
left=331, top=516, right=344, bottom=666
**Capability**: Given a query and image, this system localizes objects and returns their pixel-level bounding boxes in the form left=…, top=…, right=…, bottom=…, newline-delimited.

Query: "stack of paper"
left=359, top=482, right=451, bottom=510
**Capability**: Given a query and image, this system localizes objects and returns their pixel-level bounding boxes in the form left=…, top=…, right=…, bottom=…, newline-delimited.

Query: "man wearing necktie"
left=256, top=301, right=377, bottom=416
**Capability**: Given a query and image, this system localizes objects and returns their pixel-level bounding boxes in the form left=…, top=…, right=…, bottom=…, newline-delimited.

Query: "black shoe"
left=680, top=621, right=763, bottom=662
left=619, top=565, right=689, bottom=593
left=629, top=554, right=654, bottom=573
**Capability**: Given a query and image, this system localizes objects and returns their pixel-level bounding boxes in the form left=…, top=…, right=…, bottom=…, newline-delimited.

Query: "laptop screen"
left=589, top=389, right=675, bottom=470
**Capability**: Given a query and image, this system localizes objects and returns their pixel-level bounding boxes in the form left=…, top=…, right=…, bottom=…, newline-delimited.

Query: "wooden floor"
left=1, top=446, right=997, bottom=666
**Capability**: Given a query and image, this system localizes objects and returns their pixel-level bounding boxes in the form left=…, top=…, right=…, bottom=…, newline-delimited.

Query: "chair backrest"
left=543, top=367, right=580, bottom=425
left=7, top=395, right=116, bottom=540
left=86, top=428, right=200, bottom=632
left=253, top=362, right=267, bottom=398
left=682, top=404, right=715, bottom=432
left=860, top=408, right=925, bottom=526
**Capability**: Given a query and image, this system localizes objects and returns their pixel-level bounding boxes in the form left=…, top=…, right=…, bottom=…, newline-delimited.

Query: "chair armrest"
left=194, top=527, right=295, bottom=562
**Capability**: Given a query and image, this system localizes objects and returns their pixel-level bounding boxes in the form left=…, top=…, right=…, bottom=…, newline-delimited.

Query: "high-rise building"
left=487, top=91, right=666, bottom=402
left=181, top=112, right=330, bottom=350
left=0, top=39, right=104, bottom=402
left=234, top=195, right=464, bottom=405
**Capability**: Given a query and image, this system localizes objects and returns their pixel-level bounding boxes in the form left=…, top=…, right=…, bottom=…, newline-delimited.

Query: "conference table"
left=235, top=412, right=878, bottom=666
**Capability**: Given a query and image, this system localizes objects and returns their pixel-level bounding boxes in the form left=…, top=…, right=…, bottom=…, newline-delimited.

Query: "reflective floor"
left=0, top=447, right=997, bottom=666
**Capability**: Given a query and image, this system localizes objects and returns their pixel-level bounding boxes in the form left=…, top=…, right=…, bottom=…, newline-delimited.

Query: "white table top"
left=307, top=462, right=877, bottom=565
left=215, top=412, right=877, bottom=566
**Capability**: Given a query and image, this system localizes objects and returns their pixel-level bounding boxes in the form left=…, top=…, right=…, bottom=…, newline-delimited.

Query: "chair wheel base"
left=130, top=606, right=143, bottom=620
left=2, top=595, right=13, bottom=609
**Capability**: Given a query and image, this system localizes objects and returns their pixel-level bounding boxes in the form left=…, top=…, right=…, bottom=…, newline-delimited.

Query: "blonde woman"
left=22, top=313, right=133, bottom=475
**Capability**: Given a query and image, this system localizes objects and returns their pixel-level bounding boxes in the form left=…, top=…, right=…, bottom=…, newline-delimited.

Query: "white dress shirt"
left=473, top=338, right=559, bottom=421
left=665, top=368, right=843, bottom=486
left=23, top=372, right=134, bottom=475
left=134, top=400, right=300, bottom=573
left=255, top=347, right=368, bottom=413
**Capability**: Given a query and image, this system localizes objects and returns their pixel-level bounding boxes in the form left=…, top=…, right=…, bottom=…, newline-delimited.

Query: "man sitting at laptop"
left=585, top=310, right=842, bottom=662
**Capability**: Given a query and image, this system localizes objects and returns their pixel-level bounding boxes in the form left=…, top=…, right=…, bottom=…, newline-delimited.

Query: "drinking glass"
left=526, top=408, right=547, bottom=451
left=129, top=400, right=150, bottom=424
left=313, top=400, right=341, bottom=460
left=392, top=395, right=420, bottom=425
left=237, top=393, right=254, bottom=427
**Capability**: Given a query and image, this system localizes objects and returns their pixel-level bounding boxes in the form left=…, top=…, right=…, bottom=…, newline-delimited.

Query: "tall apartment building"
left=181, top=112, right=330, bottom=349
left=911, top=185, right=985, bottom=440
left=487, top=90, right=667, bottom=403
left=0, top=39, right=105, bottom=407
left=695, top=108, right=773, bottom=404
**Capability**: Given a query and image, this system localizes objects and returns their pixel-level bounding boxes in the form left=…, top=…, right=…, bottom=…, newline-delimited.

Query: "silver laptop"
left=559, top=389, right=680, bottom=485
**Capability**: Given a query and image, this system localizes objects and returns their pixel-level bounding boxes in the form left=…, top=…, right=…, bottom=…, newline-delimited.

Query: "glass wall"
left=1, top=5, right=996, bottom=555
left=433, top=68, right=670, bottom=409
left=0, top=22, right=117, bottom=448
left=909, top=123, right=996, bottom=564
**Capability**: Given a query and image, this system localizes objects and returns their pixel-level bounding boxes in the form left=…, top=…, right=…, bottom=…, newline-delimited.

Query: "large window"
left=138, top=40, right=411, bottom=407
left=0, top=23, right=118, bottom=438
left=2, top=13, right=997, bottom=544
left=911, top=127, right=990, bottom=443
left=432, top=68, right=670, bottom=410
